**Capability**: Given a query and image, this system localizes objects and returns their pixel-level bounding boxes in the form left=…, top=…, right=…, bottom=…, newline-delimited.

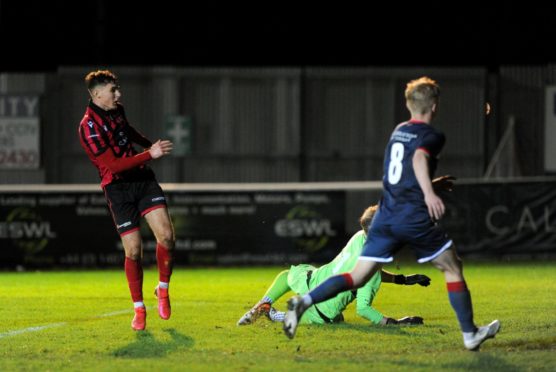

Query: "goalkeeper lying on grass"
left=237, top=176, right=454, bottom=327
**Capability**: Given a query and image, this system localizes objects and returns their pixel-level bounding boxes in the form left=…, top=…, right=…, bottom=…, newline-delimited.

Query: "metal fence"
left=4, top=65, right=546, bottom=185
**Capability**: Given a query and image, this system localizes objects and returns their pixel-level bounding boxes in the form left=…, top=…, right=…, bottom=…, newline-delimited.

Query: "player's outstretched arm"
left=96, top=147, right=152, bottom=174
left=96, top=139, right=173, bottom=174
left=355, top=275, right=426, bottom=326
left=354, top=275, right=384, bottom=324
left=380, top=270, right=399, bottom=283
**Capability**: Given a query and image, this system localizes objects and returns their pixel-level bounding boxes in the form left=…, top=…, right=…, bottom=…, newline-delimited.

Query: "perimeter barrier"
left=1, top=178, right=555, bottom=268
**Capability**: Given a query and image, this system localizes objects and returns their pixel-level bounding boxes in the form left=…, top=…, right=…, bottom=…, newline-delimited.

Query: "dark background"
left=0, top=2, right=554, bottom=71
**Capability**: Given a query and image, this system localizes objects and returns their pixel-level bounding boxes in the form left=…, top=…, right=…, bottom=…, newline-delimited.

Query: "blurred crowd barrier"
left=1, top=178, right=555, bottom=269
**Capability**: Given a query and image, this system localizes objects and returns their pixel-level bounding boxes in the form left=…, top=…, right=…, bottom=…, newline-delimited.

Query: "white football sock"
left=270, top=310, right=286, bottom=322
left=301, top=294, right=313, bottom=307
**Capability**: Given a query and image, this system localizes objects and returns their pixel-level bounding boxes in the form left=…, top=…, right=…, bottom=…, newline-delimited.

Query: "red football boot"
left=131, top=306, right=146, bottom=331
left=154, top=286, right=171, bottom=320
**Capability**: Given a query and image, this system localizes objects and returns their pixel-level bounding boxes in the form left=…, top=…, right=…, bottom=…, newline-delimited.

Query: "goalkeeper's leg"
left=262, top=269, right=291, bottom=303
left=237, top=270, right=291, bottom=325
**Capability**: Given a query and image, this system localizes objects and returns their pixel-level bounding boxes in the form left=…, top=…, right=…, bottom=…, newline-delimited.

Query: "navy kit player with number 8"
left=284, top=77, right=500, bottom=351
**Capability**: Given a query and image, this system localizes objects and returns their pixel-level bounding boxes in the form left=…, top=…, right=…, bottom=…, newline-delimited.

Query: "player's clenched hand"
left=424, top=192, right=445, bottom=221
left=397, top=316, right=424, bottom=325
left=432, top=175, right=456, bottom=192
left=405, top=274, right=431, bottom=286
left=149, top=139, right=173, bottom=159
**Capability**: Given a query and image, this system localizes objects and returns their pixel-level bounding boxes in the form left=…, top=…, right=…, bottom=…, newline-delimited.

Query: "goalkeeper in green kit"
left=238, top=205, right=429, bottom=326
left=237, top=176, right=454, bottom=327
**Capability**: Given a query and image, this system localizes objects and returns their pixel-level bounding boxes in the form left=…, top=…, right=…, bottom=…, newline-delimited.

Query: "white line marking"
left=96, top=306, right=155, bottom=318
left=0, top=322, right=67, bottom=339
left=97, top=309, right=134, bottom=317
left=0, top=306, right=155, bottom=339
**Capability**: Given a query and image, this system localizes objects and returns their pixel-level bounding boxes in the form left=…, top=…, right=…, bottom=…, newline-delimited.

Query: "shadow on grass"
left=113, top=328, right=194, bottom=358
left=390, top=352, right=523, bottom=371
left=439, top=352, right=524, bottom=372
left=330, top=322, right=424, bottom=335
left=498, top=336, right=556, bottom=351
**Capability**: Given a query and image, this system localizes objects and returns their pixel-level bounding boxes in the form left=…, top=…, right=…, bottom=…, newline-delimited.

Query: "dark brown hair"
left=85, top=70, right=118, bottom=90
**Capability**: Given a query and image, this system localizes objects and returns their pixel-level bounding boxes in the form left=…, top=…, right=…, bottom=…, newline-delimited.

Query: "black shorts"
left=103, top=180, right=167, bottom=236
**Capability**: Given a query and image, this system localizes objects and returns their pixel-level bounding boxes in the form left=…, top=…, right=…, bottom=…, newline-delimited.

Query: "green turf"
left=0, top=262, right=555, bottom=371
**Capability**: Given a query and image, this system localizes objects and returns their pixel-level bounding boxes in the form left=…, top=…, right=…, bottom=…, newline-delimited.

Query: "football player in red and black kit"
left=78, top=70, right=174, bottom=331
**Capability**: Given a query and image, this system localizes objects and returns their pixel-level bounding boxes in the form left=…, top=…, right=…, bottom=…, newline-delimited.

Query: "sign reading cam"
left=0, top=95, right=40, bottom=169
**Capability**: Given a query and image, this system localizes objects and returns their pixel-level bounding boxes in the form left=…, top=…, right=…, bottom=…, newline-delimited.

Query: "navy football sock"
left=308, top=273, right=354, bottom=304
left=447, top=281, right=477, bottom=333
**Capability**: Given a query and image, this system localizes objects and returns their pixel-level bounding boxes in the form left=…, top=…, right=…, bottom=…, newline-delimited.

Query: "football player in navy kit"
left=283, top=77, right=500, bottom=351
left=79, top=70, right=174, bottom=331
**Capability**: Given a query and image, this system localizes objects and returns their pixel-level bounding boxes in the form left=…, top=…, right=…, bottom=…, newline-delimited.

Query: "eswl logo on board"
left=274, top=206, right=337, bottom=253
left=0, top=207, right=57, bottom=254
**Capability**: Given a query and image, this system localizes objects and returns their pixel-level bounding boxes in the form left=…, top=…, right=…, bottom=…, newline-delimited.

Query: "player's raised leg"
left=238, top=270, right=291, bottom=325
left=283, top=260, right=381, bottom=339
left=145, top=207, right=175, bottom=320
left=121, top=230, right=146, bottom=331
left=431, top=247, right=500, bottom=350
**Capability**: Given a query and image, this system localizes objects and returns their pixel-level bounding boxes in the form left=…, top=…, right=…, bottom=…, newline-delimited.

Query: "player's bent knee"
left=158, top=234, right=175, bottom=250
left=431, top=260, right=447, bottom=272
left=162, top=236, right=175, bottom=250
left=432, top=248, right=460, bottom=270
left=126, top=252, right=142, bottom=261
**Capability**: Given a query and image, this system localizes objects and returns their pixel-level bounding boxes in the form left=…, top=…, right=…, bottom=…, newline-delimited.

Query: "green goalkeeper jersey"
left=288, top=230, right=384, bottom=324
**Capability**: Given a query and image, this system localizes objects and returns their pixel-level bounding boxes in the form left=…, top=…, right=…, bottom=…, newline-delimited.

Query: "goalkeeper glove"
left=383, top=317, right=399, bottom=325
left=397, top=316, right=424, bottom=325
left=395, top=274, right=431, bottom=286
left=382, top=316, right=424, bottom=325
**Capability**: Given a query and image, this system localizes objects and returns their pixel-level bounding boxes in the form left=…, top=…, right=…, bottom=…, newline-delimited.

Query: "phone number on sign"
left=0, top=150, right=39, bottom=167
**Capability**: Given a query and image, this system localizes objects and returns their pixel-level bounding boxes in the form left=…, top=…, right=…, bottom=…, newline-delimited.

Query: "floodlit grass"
left=0, top=262, right=555, bottom=371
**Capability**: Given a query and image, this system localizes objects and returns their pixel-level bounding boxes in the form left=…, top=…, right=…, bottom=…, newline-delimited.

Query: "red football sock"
left=156, top=243, right=173, bottom=283
left=125, top=257, right=143, bottom=302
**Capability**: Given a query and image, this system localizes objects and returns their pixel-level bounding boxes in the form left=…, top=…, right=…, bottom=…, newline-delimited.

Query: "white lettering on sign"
left=274, top=219, right=337, bottom=238
left=0, top=95, right=40, bottom=169
left=485, top=205, right=556, bottom=235
left=0, top=96, right=39, bottom=117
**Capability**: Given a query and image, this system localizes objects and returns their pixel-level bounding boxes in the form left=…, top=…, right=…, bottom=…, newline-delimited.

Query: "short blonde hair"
left=405, top=76, right=440, bottom=115
left=359, top=205, right=378, bottom=235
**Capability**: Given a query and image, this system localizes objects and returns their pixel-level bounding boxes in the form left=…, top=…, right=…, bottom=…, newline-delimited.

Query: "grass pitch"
left=0, top=261, right=555, bottom=371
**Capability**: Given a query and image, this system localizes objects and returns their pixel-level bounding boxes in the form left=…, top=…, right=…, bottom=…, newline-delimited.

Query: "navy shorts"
left=104, top=180, right=167, bottom=236
left=360, top=213, right=453, bottom=263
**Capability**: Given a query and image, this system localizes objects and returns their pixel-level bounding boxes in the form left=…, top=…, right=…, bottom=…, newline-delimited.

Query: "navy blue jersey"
left=379, top=120, right=445, bottom=225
